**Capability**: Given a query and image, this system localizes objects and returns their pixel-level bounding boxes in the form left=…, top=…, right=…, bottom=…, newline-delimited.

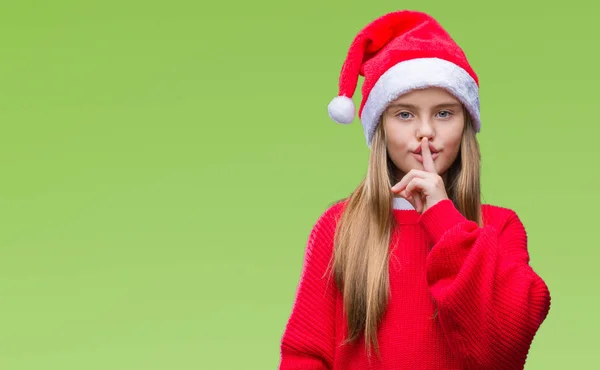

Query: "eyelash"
left=395, top=110, right=454, bottom=120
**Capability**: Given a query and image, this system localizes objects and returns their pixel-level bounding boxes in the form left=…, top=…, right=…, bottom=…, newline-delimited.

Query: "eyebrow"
left=387, top=102, right=462, bottom=110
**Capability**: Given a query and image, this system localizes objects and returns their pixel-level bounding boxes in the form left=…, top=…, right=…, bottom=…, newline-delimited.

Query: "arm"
left=279, top=207, right=339, bottom=370
left=420, top=200, right=551, bottom=369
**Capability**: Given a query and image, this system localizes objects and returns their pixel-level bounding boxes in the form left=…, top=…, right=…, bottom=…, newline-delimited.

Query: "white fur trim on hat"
left=361, top=57, right=480, bottom=147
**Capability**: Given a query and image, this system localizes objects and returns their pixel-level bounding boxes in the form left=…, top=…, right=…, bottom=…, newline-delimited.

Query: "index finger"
left=421, top=138, right=437, bottom=174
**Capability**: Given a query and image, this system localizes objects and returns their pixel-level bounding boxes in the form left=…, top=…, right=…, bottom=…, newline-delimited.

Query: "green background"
left=0, top=0, right=596, bottom=369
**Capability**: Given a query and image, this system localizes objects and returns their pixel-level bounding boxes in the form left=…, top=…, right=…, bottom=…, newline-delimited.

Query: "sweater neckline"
left=393, top=197, right=414, bottom=210
left=392, top=197, right=421, bottom=224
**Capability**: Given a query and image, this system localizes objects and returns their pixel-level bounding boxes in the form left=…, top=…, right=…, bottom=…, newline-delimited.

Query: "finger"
left=391, top=169, right=429, bottom=193
left=397, top=191, right=417, bottom=210
left=404, top=178, right=423, bottom=198
left=421, top=138, right=437, bottom=174
left=404, top=179, right=425, bottom=213
left=415, top=193, right=424, bottom=213
left=406, top=195, right=418, bottom=211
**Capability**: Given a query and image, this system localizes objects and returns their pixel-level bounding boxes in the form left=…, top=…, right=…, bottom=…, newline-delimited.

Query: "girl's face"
left=382, top=87, right=465, bottom=180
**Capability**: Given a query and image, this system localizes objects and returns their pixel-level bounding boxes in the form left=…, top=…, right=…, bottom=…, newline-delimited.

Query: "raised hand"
left=390, top=138, right=450, bottom=213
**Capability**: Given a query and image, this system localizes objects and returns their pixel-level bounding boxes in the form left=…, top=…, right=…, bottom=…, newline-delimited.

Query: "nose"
left=416, top=119, right=434, bottom=140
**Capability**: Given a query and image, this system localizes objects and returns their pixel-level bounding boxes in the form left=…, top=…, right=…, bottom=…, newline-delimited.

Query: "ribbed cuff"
left=419, top=199, right=468, bottom=245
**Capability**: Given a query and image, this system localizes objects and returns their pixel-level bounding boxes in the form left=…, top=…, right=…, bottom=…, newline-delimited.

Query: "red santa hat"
left=327, top=10, right=481, bottom=147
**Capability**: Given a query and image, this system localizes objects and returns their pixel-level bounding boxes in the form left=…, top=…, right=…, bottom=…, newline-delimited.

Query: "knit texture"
left=279, top=199, right=551, bottom=370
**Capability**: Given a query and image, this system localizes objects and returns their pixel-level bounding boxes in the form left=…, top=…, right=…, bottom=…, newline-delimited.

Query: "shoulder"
left=324, top=198, right=348, bottom=219
left=305, top=198, right=348, bottom=242
left=481, top=203, right=533, bottom=261
left=481, top=203, right=515, bottom=214
left=482, top=202, right=516, bottom=216
left=312, top=198, right=348, bottom=226
left=481, top=202, right=525, bottom=232
left=299, top=200, right=348, bottom=268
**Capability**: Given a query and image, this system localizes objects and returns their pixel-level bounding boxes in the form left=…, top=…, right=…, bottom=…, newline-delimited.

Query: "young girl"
left=278, top=10, right=551, bottom=370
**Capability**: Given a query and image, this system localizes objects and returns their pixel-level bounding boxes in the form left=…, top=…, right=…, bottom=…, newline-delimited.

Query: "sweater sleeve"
left=419, top=199, right=551, bottom=370
left=279, top=207, right=339, bottom=370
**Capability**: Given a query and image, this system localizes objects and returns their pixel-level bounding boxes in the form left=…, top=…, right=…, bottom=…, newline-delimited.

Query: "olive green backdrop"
left=0, top=1, right=596, bottom=369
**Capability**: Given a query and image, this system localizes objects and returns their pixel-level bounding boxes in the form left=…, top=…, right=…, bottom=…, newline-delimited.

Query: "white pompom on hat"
left=327, top=96, right=356, bottom=124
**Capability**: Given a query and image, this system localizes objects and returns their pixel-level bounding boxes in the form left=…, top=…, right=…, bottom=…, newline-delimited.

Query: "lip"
left=413, top=152, right=439, bottom=162
left=413, top=144, right=439, bottom=154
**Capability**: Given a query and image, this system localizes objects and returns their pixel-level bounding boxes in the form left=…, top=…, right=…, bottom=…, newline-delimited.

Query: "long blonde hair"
left=326, top=109, right=482, bottom=359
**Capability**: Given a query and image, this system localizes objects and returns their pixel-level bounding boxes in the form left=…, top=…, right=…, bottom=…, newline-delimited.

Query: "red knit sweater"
left=279, top=199, right=551, bottom=370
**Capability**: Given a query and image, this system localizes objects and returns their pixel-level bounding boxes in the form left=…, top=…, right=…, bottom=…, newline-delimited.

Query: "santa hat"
left=327, top=10, right=481, bottom=147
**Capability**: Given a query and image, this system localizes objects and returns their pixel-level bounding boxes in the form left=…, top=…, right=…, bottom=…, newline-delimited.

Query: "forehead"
left=391, top=87, right=460, bottom=105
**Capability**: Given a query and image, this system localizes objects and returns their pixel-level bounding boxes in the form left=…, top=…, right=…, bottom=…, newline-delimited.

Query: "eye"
left=437, top=110, right=453, bottom=119
left=396, top=111, right=413, bottom=120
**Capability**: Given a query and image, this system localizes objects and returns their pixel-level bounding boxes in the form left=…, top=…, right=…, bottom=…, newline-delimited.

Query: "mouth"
left=413, top=144, right=439, bottom=154
left=413, top=152, right=440, bottom=162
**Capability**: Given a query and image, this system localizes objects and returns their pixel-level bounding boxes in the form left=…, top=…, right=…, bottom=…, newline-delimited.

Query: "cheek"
left=387, top=138, right=409, bottom=151
left=448, top=133, right=463, bottom=152
left=385, top=138, right=412, bottom=171
left=384, top=134, right=410, bottom=159
left=440, top=136, right=463, bottom=165
left=383, top=124, right=411, bottom=151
